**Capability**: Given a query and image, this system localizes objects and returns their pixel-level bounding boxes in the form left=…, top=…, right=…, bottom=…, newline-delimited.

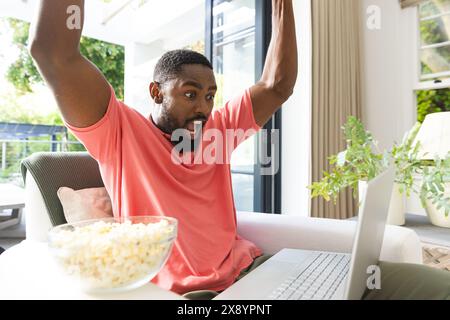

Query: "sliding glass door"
left=206, top=0, right=281, bottom=213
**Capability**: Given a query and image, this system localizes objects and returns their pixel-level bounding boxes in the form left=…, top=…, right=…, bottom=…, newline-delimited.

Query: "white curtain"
left=310, top=0, right=362, bottom=219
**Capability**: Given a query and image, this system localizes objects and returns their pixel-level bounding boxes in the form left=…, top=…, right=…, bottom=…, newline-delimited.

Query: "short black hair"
left=154, top=49, right=213, bottom=83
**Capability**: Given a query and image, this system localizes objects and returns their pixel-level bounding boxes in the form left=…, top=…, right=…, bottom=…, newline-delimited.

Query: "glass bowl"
left=48, top=215, right=177, bottom=294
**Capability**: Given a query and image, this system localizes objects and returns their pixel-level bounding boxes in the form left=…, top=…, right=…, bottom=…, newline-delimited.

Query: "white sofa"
left=24, top=170, right=423, bottom=264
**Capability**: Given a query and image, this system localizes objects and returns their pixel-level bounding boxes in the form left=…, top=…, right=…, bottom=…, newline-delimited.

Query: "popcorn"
left=49, top=219, right=176, bottom=291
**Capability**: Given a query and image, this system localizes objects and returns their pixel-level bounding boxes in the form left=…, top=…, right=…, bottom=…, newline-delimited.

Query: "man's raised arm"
left=250, top=0, right=298, bottom=127
left=29, top=0, right=111, bottom=128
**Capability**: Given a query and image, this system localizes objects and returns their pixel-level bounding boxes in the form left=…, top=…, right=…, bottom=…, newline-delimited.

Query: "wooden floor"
left=423, top=245, right=450, bottom=272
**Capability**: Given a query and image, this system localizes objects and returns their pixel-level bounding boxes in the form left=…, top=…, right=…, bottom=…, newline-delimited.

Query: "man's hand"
left=249, top=0, right=298, bottom=127
left=29, top=0, right=110, bottom=128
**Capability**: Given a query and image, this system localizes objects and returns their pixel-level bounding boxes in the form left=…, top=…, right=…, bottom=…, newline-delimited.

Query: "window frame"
left=413, top=2, right=450, bottom=125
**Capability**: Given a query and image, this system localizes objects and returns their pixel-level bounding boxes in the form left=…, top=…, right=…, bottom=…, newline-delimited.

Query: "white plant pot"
left=424, top=183, right=450, bottom=229
left=358, top=181, right=405, bottom=225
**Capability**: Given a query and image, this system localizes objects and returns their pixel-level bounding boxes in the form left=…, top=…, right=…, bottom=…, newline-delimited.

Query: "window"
left=0, top=18, right=86, bottom=185
left=207, top=0, right=280, bottom=213
left=415, top=0, right=450, bottom=122
left=211, top=0, right=257, bottom=212
left=418, top=0, right=450, bottom=81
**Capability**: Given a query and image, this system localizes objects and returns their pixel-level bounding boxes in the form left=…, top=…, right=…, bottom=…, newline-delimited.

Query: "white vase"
left=358, top=181, right=405, bottom=225
left=424, top=183, right=450, bottom=228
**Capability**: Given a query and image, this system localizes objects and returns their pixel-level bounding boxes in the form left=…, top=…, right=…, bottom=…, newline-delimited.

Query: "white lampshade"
left=413, top=111, right=450, bottom=160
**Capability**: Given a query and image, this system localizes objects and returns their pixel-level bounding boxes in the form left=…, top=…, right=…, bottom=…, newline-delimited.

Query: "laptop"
left=214, top=167, right=395, bottom=300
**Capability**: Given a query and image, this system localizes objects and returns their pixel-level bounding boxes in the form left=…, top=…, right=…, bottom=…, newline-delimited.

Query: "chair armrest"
left=24, top=171, right=53, bottom=242
left=236, top=212, right=423, bottom=264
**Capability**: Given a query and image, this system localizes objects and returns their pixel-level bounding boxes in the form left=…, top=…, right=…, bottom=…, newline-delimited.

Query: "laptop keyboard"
left=268, top=253, right=350, bottom=300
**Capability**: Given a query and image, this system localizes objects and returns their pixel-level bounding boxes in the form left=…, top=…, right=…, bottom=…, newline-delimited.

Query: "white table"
left=0, top=184, right=25, bottom=230
left=404, top=213, right=450, bottom=249
left=0, top=240, right=186, bottom=300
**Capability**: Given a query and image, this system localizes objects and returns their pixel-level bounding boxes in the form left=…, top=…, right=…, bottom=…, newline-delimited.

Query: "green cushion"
left=21, top=152, right=104, bottom=226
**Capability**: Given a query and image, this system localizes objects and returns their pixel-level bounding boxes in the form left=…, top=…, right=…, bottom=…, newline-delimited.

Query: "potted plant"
left=392, top=117, right=450, bottom=227
left=308, top=116, right=387, bottom=209
left=308, top=117, right=387, bottom=202
left=308, top=116, right=450, bottom=227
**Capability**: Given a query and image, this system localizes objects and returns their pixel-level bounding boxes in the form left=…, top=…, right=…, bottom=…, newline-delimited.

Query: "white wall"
left=123, top=1, right=205, bottom=115
left=361, top=0, right=417, bottom=150
left=124, top=42, right=166, bottom=115
left=361, top=0, right=425, bottom=215
left=281, top=0, right=312, bottom=217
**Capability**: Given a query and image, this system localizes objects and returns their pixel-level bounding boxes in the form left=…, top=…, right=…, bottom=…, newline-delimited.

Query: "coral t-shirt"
left=65, top=86, right=263, bottom=294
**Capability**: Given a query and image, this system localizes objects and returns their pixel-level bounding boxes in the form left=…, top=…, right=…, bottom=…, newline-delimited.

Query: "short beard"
left=154, top=107, right=179, bottom=136
left=154, top=103, right=204, bottom=153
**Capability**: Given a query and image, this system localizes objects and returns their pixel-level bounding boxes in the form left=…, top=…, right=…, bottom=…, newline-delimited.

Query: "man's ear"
left=149, top=82, right=163, bottom=104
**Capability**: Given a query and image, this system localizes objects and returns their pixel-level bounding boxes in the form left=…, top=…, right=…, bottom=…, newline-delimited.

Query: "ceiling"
left=0, top=0, right=205, bottom=47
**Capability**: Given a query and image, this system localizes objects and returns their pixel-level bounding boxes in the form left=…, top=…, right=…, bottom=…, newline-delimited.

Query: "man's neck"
left=149, top=114, right=172, bottom=141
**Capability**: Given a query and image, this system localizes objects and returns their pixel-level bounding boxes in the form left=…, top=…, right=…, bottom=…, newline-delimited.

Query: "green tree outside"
left=417, top=88, right=450, bottom=122
left=5, top=18, right=125, bottom=100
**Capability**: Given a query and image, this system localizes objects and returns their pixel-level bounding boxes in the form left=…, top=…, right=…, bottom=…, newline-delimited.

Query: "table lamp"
left=412, top=111, right=450, bottom=228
